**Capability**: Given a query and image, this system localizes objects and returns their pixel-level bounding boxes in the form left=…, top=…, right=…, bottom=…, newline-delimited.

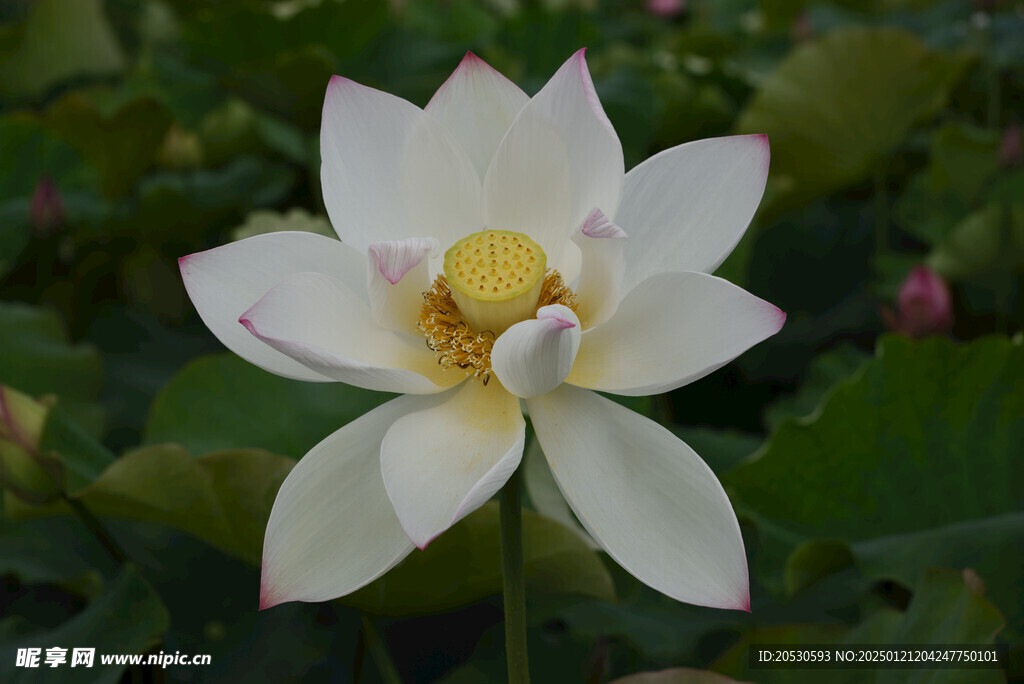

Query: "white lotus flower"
left=179, top=50, right=784, bottom=612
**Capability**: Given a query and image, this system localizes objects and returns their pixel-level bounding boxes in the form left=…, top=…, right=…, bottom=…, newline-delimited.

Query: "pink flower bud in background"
left=647, top=0, right=685, bottom=18
left=0, top=385, right=63, bottom=504
left=30, top=175, right=65, bottom=234
left=790, top=11, right=814, bottom=42
left=882, top=266, right=953, bottom=339
left=998, top=122, right=1021, bottom=168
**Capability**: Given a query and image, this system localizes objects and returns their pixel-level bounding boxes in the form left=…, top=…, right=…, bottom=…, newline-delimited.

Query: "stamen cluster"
left=418, top=270, right=578, bottom=384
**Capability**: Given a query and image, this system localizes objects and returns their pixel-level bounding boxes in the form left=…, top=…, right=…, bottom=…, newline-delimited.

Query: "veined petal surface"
left=482, top=49, right=624, bottom=279
left=321, top=76, right=482, bottom=253
left=425, top=52, right=530, bottom=180
left=616, top=135, right=770, bottom=291
left=527, top=384, right=749, bottom=610
left=179, top=232, right=365, bottom=382
left=572, top=208, right=628, bottom=328
left=240, top=272, right=459, bottom=394
left=567, top=271, right=785, bottom=396
left=491, top=305, right=581, bottom=399
left=261, top=393, right=447, bottom=608
left=380, top=379, right=525, bottom=548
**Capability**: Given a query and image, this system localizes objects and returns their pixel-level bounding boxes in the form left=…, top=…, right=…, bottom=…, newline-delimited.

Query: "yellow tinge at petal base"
left=443, top=230, right=546, bottom=335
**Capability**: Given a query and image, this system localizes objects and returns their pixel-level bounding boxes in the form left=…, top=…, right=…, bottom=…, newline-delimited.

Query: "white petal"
left=425, top=52, right=530, bottom=181
left=567, top=271, right=785, bottom=396
left=321, top=76, right=482, bottom=253
left=380, top=379, right=525, bottom=548
left=179, top=232, right=365, bottom=382
left=491, top=305, right=580, bottom=399
left=572, top=208, right=628, bottom=328
left=527, top=385, right=749, bottom=610
left=522, top=437, right=598, bottom=549
left=483, top=49, right=624, bottom=279
left=240, top=272, right=459, bottom=394
left=367, top=237, right=438, bottom=336
left=616, top=135, right=770, bottom=291
left=261, top=393, right=447, bottom=608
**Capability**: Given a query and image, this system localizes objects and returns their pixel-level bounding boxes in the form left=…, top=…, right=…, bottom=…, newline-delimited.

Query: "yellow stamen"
left=419, top=270, right=577, bottom=384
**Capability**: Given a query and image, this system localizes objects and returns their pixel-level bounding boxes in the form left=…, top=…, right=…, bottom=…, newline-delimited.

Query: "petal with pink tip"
left=482, top=49, right=624, bottom=280
left=527, top=384, right=750, bottom=611
left=179, top=232, right=366, bottom=382
left=321, top=76, right=482, bottom=253
left=380, top=379, right=525, bottom=548
left=426, top=52, right=530, bottom=180
left=616, top=135, right=770, bottom=291
left=491, top=305, right=581, bottom=399
left=572, top=208, right=628, bottom=328
left=367, top=237, right=438, bottom=336
left=567, top=271, right=785, bottom=396
left=239, top=272, right=460, bottom=394
left=261, top=393, right=449, bottom=608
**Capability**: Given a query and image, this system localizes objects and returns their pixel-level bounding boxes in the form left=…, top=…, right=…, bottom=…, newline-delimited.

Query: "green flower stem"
left=500, top=465, right=530, bottom=684
left=361, top=614, right=403, bottom=684
left=63, top=495, right=127, bottom=566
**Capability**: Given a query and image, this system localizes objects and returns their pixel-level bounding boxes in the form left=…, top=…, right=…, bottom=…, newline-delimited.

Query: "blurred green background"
left=1, top=0, right=1022, bottom=682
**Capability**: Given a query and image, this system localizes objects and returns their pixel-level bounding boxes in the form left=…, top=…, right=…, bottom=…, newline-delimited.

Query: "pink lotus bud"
left=30, top=175, right=65, bottom=234
left=998, top=123, right=1021, bottom=168
left=791, top=12, right=814, bottom=42
left=962, top=568, right=986, bottom=596
left=0, top=385, right=63, bottom=504
left=884, top=266, right=953, bottom=339
left=647, top=0, right=685, bottom=18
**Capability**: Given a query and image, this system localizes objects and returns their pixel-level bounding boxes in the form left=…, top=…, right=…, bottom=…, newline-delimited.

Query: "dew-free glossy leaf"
left=0, top=566, right=168, bottom=684
left=0, top=0, right=125, bottom=99
left=145, top=353, right=393, bottom=459
left=713, top=569, right=1004, bottom=684
left=928, top=123, right=1000, bottom=204
left=928, top=204, right=1024, bottom=281
left=727, top=335, right=1024, bottom=629
left=8, top=445, right=292, bottom=566
left=790, top=514, right=1024, bottom=634
left=43, top=94, right=172, bottom=198
left=0, top=517, right=110, bottom=595
left=737, top=27, right=967, bottom=212
left=763, top=342, right=870, bottom=430
left=727, top=335, right=1023, bottom=540
left=0, top=302, right=104, bottom=436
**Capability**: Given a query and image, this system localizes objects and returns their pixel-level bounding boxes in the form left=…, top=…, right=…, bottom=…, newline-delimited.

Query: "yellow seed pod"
left=443, top=230, right=547, bottom=334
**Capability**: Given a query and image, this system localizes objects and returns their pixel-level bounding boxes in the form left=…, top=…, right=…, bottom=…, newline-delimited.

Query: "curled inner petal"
left=367, top=237, right=438, bottom=336
left=491, top=304, right=582, bottom=399
left=573, top=207, right=628, bottom=328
